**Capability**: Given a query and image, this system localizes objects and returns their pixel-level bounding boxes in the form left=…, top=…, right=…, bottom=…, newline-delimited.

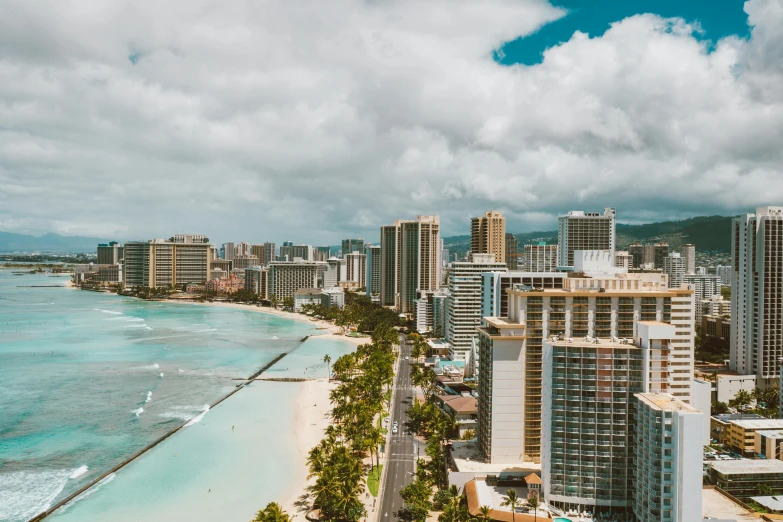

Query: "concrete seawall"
left=28, top=352, right=290, bottom=521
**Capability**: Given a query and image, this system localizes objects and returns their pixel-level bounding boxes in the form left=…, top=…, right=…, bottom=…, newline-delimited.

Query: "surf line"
left=28, top=352, right=291, bottom=522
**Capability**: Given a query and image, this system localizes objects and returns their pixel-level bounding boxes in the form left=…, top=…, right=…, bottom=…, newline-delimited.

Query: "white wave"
left=184, top=404, right=210, bottom=427
left=145, top=326, right=153, bottom=330
left=178, top=369, right=184, bottom=372
left=132, top=407, right=144, bottom=417
left=159, top=372, right=164, bottom=377
left=98, top=309, right=123, bottom=315
left=122, top=317, right=145, bottom=322
left=145, top=391, right=152, bottom=403
left=132, top=363, right=159, bottom=370
left=0, top=469, right=72, bottom=521
left=159, top=411, right=196, bottom=421
left=69, top=465, right=89, bottom=479
left=192, top=328, right=217, bottom=333
left=126, top=323, right=148, bottom=328
left=270, top=335, right=279, bottom=340
left=57, top=473, right=116, bottom=514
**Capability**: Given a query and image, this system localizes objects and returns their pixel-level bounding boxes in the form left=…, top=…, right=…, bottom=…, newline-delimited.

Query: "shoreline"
left=279, top=378, right=337, bottom=518
left=145, top=298, right=369, bottom=348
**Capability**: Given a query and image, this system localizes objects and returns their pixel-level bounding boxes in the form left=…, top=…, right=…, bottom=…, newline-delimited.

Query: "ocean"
left=0, top=269, right=353, bottom=522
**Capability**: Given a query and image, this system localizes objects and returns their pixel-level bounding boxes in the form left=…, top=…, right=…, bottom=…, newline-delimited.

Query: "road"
left=377, top=333, right=419, bottom=521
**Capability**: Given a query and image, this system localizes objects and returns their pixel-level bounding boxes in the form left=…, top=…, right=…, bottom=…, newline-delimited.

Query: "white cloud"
left=0, top=0, right=781, bottom=243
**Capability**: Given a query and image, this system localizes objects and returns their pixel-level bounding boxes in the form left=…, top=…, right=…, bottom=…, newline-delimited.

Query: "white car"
left=392, top=426, right=398, bottom=434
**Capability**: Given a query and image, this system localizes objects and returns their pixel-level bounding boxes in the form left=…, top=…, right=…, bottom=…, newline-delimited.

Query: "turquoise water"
left=0, top=270, right=352, bottom=522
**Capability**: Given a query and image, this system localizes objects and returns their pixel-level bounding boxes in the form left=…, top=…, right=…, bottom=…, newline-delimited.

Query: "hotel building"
left=477, top=258, right=694, bottom=465
left=731, top=206, right=783, bottom=383
left=524, top=243, right=558, bottom=272
left=471, top=211, right=506, bottom=264
left=268, top=261, right=319, bottom=301
left=663, top=253, right=685, bottom=289
left=97, top=241, right=123, bottom=265
left=123, top=236, right=211, bottom=289
left=379, top=216, right=440, bottom=313
left=342, top=238, right=365, bottom=256
left=633, top=393, right=703, bottom=522
left=365, top=245, right=381, bottom=297
left=557, top=208, right=615, bottom=267
left=682, top=244, right=696, bottom=275
left=445, top=254, right=506, bottom=360
left=505, top=233, right=519, bottom=270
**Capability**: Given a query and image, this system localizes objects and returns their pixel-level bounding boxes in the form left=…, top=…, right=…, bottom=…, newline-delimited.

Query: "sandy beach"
left=279, top=378, right=338, bottom=518
left=170, top=299, right=369, bottom=348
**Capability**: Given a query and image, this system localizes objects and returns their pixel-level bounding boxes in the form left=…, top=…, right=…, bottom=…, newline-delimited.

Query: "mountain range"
left=0, top=215, right=735, bottom=254
left=443, top=215, right=735, bottom=258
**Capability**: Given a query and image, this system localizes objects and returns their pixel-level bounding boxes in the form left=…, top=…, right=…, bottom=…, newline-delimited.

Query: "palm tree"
left=478, top=505, right=493, bottom=522
left=253, top=501, right=291, bottom=522
left=526, top=493, right=539, bottom=522
left=500, top=490, right=520, bottom=522
left=324, top=354, right=332, bottom=381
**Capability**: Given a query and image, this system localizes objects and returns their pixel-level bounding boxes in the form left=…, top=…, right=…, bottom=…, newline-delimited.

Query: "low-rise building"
left=716, top=373, right=757, bottom=405
left=703, top=314, right=731, bottom=354
left=755, top=429, right=783, bottom=460
left=294, top=288, right=322, bottom=312
left=434, top=395, right=478, bottom=438
left=710, top=413, right=765, bottom=446
left=320, top=287, right=345, bottom=309
left=709, top=459, right=783, bottom=500
left=725, top=417, right=783, bottom=456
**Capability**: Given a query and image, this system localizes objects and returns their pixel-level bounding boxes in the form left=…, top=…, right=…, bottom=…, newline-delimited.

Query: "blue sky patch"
left=495, top=0, right=750, bottom=66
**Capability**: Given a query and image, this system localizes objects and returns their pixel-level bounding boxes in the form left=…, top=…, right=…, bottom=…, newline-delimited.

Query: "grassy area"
left=377, top=415, right=388, bottom=435
left=367, top=465, right=383, bottom=497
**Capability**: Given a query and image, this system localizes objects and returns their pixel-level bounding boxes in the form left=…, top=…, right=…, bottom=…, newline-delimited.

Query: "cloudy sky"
left=1, top=0, right=781, bottom=244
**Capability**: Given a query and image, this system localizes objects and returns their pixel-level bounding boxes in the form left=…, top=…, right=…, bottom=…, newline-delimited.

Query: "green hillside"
left=443, top=215, right=734, bottom=258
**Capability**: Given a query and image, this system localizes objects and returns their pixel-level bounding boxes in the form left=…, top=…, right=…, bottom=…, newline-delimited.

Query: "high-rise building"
left=633, top=393, right=703, bottom=522
left=235, top=242, right=251, bottom=257
left=523, top=242, right=558, bottom=272
left=731, top=206, right=783, bottom=381
left=541, top=323, right=701, bottom=516
left=504, top=233, right=518, bottom=270
left=716, top=265, right=732, bottom=285
left=445, top=254, right=507, bottom=360
left=365, top=245, right=381, bottom=297
left=682, top=243, right=696, bottom=275
left=244, top=266, right=268, bottom=299
left=664, top=253, right=685, bottom=288
left=97, top=241, right=123, bottom=264
left=342, top=238, right=364, bottom=256
left=123, top=237, right=211, bottom=289
left=232, top=255, right=260, bottom=270
left=314, top=246, right=331, bottom=262
left=279, top=244, right=313, bottom=262
left=268, top=261, right=319, bottom=301
left=471, top=211, right=506, bottom=263
left=615, top=250, right=632, bottom=270
left=172, top=234, right=208, bottom=244
left=477, top=264, right=694, bottom=464
left=432, top=291, right=449, bottom=338
left=380, top=216, right=440, bottom=313
left=481, top=271, right=567, bottom=319
left=323, top=258, right=341, bottom=289
left=222, top=242, right=235, bottom=261
left=629, top=242, right=668, bottom=269
left=682, top=274, right=720, bottom=301
left=344, top=252, right=366, bottom=289
left=557, top=208, right=616, bottom=267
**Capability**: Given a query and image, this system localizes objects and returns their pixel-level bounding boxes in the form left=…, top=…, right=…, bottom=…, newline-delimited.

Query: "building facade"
left=244, top=266, right=268, bottom=298
left=97, top=241, right=123, bottom=264
left=479, top=271, right=694, bottom=465
left=557, top=208, right=616, bottom=267
left=268, top=262, right=319, bottom=301
left=445, top=254, right=507, bottom=360
left=123, top=238, right=211, bottom=289
left=664, top=253, right=685, bottom=289
left=505, top=233, right=519, bottom=270
left=731, top=206, right=783, bottom=382
left=682, top=244, right=696, bottom=275
left=232, top=255, right=259, bottom=270
left=365, top=245, right=381, bottom=297
left=524, top=243, right=558, bottom=272
left=342, top=238, right=364, bottom=256
left=471, top=211, right=506, bottom=263
left=633, top=393, right=703, bottom=522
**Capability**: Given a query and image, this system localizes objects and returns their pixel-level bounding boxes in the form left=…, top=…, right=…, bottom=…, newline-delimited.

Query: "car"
left=392, top=427, right=398, bottom=434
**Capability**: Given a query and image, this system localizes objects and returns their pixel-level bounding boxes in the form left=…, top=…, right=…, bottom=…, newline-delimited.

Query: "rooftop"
left=755, top=429, right=783, bottom=438
left=636, top=392, right=700, bottom=413
left=294, top=288, right=322, bottom=296
left=436, top=395, right=477, bottom=414
left=449, top=440, right=541, bottom=474
left=713, top=413, right=765, bottom=422
left=710, top=459, right=783, bottom=475
left=702, top=488, right=755, bottom=521
left=483, top=317, right=524, bottom=328
left=464, top=480, right=547, bottom=522
left=638, top=320, right=671, bottom=327
left=751, top=495, right=783, bottom=511
left=730, top=419, right=783, bottom=430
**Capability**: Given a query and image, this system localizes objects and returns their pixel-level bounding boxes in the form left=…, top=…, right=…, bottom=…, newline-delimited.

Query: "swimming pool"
left=554, top=518, right=573, bottom=522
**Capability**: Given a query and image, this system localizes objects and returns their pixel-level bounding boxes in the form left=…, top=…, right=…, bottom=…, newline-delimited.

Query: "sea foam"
left=131, top=407, right=144, bottom=417
left=0, top=469, right=72, bottom=521
left=183, top=405, right=210, bottom=427
left=145, top=391, right=152, bottom=403
left=69, top=465, right=89, bottom=479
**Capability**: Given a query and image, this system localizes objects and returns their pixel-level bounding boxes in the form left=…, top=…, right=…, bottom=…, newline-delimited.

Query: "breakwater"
left=28, top=352, right=290, bottom=522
